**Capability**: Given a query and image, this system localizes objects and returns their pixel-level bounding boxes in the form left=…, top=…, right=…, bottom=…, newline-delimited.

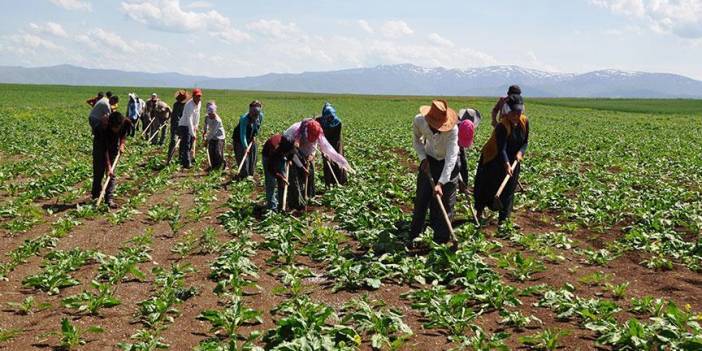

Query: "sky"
left=1, top=0, right=701, bottom=79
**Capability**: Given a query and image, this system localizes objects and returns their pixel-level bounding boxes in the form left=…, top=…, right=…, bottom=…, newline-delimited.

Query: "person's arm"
left=438, top=128, right=459, bottom=185
left=491, top=97, right=505, bottom=127
left=239, top=115, right=248, bottom=148
left=193, top=106, right=200, bottom=136
left=202, top=118, right=209, bottom=141
left=518, top=120, right=529, bottom=160
left=412, top=116, right=427, bottom=162
left=496, top=125, right=509, bottom=164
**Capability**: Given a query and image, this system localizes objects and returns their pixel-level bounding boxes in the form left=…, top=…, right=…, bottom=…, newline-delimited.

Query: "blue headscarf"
left=320, top=102, right=341, bottom=129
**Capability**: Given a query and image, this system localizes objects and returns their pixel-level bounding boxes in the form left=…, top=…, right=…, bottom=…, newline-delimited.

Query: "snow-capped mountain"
left=1, top=63, right=701, bottom=98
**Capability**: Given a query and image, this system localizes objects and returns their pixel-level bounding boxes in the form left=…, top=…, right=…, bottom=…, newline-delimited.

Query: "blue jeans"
left=262, top=156, right=280, bottom=210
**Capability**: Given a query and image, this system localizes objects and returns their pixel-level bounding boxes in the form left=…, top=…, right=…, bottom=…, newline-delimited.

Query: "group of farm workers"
left=86, top=85, right=528, bottom=246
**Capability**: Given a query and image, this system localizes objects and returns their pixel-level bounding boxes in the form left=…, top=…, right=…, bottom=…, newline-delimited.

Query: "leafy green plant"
left=0, top=328, right=22, bottom=342
left=499, top=310, right=542, bottom=330
left=604, top=282, right=629, bottom=300
left=497, top=251, right=546, bottom=281
left=118, top=329, right=169, bottom=351
left=198, top=296, right=262, bottom=348
left=5, top=296, right=51, bottom=315
left=22, top=249, right=94, bottom=294
left=61, top=280, right=120, bottom=315
left=519, top=328, right=569, bottom=350
left=578, top=271, right=612, bottom=286
left=45, top=318, right=103, bottom=350
left=340, top=295, right=412, bottom=350
left=263, top=296, right=360, bottom=350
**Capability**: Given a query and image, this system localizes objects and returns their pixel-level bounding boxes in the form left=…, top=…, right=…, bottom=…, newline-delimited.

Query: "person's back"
left=89, top=97, right=111, bottom=132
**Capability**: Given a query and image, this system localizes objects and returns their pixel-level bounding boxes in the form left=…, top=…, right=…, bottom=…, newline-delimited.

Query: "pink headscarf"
left=458, top=119, right=475, bottom=148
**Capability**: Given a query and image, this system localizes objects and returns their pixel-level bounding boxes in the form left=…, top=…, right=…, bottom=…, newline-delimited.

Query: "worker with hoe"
left=177, top=88, right=202, bottom=169
left=474, top=94, right=529, bottom=226
left=233, top=100, right=264, bottom=178
left=166, top=90, right=188, bottom=164
left=316, top=102, right=348, bottom=186
left=266, top=118, right=352, bottom=211
left=89, top=110, right=131, bottom=208
left=408, top=99, right=460, bottom=247
left=143, top=93, right=160, bottom=140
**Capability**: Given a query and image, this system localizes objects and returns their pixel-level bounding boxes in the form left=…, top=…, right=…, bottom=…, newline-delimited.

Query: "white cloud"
left=49, top=0, right=92, bottom=11
left=357, top=20, right=374, bottom=34
left=591, top=0, right=702, bottom=39
left=29, top=22, right=68, bottom=38
left=247, top=19, right=300, bottom=40
left=427, top=33, right=454, bottom=47
left=75, top=28, right=165, bottom=54
left=380, top=20, right=414, bottom=39
left=185, top=0, right=211, bottom=9
left=120, top=0, right=250, bottom=42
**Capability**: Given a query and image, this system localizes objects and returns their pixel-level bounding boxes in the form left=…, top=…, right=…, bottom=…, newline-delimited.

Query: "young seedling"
left=519, top=328, right=570, bottom=350
left=5, top=296, right=51, bottom=315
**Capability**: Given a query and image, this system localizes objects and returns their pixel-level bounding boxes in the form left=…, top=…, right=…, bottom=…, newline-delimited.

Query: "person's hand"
left=516, top=151, right=524, bottom=162
left=459, top=181, right=467, bottom=194
left=119, top=144, right=125, bottom=153
left=275, top=172, right=289, bottom=186
left=108, top=167, right=115, bottom=177
left=504, top=162, right=513, bottom=176
left=307, top=154, right=315, bottom=162
left=434, top=183, right=443, bottom=197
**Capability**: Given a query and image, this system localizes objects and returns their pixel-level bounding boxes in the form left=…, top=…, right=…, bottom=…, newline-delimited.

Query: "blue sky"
left=1, top=0, right=701, bottom=79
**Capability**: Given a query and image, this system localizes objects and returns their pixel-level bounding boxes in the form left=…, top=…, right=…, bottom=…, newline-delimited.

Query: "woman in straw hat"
left=474, top=94, right=529, bottom=225
left=409, top=99, right=460, bottom=245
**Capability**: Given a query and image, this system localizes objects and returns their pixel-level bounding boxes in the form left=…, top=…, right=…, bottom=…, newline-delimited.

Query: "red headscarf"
left=305, top=120, right=322, bottom=143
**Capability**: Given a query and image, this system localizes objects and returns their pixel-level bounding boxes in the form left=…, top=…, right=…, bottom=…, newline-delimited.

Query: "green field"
left=0, top=83, right=701, bottom=350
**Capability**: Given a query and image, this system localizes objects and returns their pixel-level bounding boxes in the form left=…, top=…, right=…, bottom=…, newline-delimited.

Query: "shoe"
left=106, top=200, right=118, bottom=209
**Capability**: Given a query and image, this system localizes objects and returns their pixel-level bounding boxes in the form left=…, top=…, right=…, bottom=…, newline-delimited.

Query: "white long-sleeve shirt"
left=412, top=114, right=459, bottom=184
left=204, top=115, right=225, bottom=141
left=178, top=99, right=201, bottom=135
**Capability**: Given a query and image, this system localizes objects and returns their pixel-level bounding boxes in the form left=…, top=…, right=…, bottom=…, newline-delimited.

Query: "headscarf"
left=320, top=102, right=341, bottom=129
left=458, top=120, right=475, bottom=149
left=304, top=119, right=322, bottom=142
left=206, top=101, right=217, bottom=115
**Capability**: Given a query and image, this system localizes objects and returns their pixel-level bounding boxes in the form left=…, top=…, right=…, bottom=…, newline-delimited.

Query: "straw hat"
left=419, top=99, right=458, bottom=132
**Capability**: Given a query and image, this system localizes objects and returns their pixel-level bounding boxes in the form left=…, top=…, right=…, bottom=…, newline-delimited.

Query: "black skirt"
left=473, top=155, right=520, bottom=211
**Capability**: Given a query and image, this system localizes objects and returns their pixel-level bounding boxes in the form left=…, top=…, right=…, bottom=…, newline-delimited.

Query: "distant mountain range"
left=2, top=63, right=702, bottom=98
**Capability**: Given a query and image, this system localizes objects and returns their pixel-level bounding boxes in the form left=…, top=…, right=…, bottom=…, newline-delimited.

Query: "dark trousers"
left=128, top=119, right=137, bottom=137
left=474, top=160, right=520, bottom=222
left=178, top=126, right=193, bottom=168
left=207, top=139, right=226, bottom=170
left=140, top=114, right=150, bottom=132
left=410, top=156, right=458, bottom=244
left=166, top=123, right=178, bottom=163
left=287, top=160, right=315, bottom=210
left=234, top=142, right=257, bottom=177
left=91, top=138, right=116, bottom=201
left=156, top=119, right=168, bottom=145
